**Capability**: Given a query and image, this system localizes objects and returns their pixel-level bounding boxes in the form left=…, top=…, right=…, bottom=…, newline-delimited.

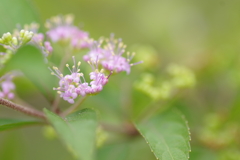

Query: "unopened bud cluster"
left=167, top=64, right=195, bottom=88
left=134, top=74, right=172, bottom=100
left=16, top=22, right=53, bottom=59
left=0, top=30, right=33, bottom=52
left=0, top=30, right=34, bottom=67
left=134, top=64, right=195, bottom=100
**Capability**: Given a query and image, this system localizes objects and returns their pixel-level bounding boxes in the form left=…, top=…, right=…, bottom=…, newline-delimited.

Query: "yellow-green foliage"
left=167, top=64, right=196, bottom=88
left=134, top=64, right=195, bottom=101
left=96, top=126, right=108, bottom=148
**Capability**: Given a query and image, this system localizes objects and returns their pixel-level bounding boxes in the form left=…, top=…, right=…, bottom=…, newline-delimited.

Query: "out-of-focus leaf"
left=189, top=146, right=217, bottom=160
left=0, top=131, right=24, bottom=160
left=2, top=46, right=55, bottom=101
left=0, top=119, right=42, bottom=131
left=97, top=138, right=156, bottom=160
left=44, top=108, right=97, bottom=160
left=135, top=109, right=191, bottom=160
left=132, top=89, right=153, bottom=119
left=97, top=142, right=129, bottom=160
left=0, top=0, right=39, bottom=34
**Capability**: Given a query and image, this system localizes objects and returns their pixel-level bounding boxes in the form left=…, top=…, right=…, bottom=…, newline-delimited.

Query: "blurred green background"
left=1, top=0, right=240, bottom=159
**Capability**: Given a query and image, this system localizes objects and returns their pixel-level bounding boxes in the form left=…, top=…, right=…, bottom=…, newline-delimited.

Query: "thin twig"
left=52, top=47, right=72, bottom=112
left=0, top=98, right=46, bottom=119
left=60, top=96, right=88, bottom=117
left=51, top=96, right=61, bottom=113
left=59, top=47, right=72, bottom=72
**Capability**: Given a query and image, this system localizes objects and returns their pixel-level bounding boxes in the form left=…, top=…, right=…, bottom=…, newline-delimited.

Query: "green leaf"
left=0, top=0, right=39, bottom=34
left=0, top=131, right=25, bottom=160
left=97, top=142, right=129, bottom=160
left=44, top=108, right=97, bottom=160
left=135, top=109, right=191, bottom=160
left=97, top=138, right=156, bottom=160
left=0, top=119, right=42, bottom=131
left=2, top=46, right=55, bottom=101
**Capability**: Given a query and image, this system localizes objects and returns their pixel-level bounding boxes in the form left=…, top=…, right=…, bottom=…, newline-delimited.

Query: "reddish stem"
left=0, top=98, right=46, bottom=119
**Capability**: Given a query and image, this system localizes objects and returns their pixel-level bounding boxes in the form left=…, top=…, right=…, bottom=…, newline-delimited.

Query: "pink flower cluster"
left=0, top=15, right=141, bottom=102
left=50, top=56, right=109, bottom=104
left=46, top=15, right=89, bottom=49
left=0, top=72, right=17, bottom=99
left=46, top=15, right=142, bottom=104
left=83, top=34, right=142, bottom=74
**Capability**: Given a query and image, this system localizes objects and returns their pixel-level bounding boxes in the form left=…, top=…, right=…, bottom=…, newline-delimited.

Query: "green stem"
left=60, top=96, right=88, bottom=117
left=52, top=47, right=72, bottom=112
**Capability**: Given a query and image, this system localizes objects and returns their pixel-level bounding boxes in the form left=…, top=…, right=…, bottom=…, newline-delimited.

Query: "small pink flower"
left=0, top=72, right=20, bottom=99
left=46, top=15, right=89, bottom=49
left=83, top=34, right=142, bottom=74
left=50, top=56, right=110, bottom=104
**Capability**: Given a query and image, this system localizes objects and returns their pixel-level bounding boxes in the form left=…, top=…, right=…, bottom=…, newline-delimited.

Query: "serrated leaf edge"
left=135, top=109, right=191, bottom=160
left=173, top=109, right=191, bottom=159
